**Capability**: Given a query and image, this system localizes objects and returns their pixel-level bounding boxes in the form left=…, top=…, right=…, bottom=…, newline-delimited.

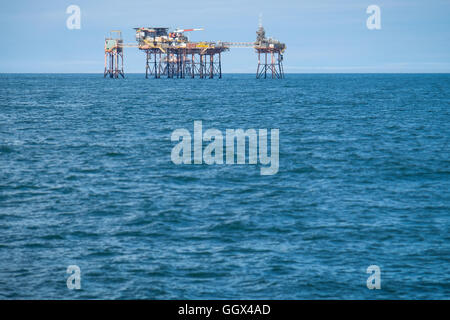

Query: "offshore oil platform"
left=104, top=20, right=286, bottom=79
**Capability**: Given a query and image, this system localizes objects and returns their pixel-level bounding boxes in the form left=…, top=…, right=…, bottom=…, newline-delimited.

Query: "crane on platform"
left=174, top=28, right=204, bottom=33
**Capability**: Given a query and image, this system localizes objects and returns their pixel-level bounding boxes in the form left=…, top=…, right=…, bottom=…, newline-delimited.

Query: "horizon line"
left=1, top=72, right=450, bottom=75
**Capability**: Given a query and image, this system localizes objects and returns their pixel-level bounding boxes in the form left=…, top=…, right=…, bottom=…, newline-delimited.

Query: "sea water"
left=0, top=73, right=449, bottom=299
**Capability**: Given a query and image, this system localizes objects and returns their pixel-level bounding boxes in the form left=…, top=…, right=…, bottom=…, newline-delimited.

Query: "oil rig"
left=104, top=22, right=286, bottom=79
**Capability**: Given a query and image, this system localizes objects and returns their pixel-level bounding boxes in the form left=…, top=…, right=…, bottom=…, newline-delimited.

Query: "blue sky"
left=0, top=0, right=449, bottom=73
